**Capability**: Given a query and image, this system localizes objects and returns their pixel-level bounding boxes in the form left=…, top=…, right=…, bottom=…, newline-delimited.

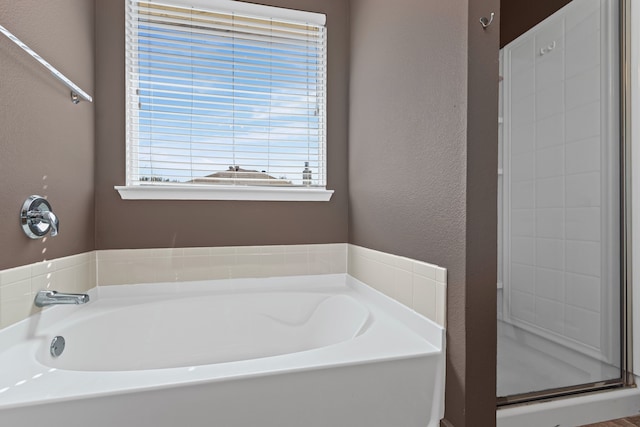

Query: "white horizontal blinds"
left=126, top=0, right=327, bottom=187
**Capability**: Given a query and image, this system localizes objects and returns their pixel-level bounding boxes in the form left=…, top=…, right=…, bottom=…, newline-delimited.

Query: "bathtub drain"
left=50, top=336, right=65, bottom=357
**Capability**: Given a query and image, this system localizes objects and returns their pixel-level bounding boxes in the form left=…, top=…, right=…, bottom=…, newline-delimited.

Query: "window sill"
left=115, top=185, right=334, bottom=202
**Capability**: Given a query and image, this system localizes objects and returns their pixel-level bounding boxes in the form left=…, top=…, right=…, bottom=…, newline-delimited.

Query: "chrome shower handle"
left=20, top=195, right=59, bottom=239
left=27, top=209, right=59, bottom=236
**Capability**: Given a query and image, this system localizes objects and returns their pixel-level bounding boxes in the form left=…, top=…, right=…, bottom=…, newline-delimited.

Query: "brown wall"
left=3, top=1, right=500, bottom=423
left=463, top=0, right=499, bottom=425
left=348, top=0, right=498, bottom=425
left=349, top=0, right=468, bottom=291
left=94, top=0, right=349, bottom=250
left=0, top=0, right=95, bottom=270
left=500, top=0, right=572, bottom=47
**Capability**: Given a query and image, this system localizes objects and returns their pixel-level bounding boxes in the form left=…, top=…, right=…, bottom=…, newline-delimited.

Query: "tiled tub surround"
left=97, top=244, right=348, bottom=285
left=0, top=252, right=95, bottom=329
left=0, top=244, right=447, bottom=329
left=348, top=245, right=447, bottom=326
left=0, top=274, right=445, bottom=427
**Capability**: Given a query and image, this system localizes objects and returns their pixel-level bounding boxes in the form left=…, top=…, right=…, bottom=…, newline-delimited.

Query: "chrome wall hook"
left=480, top=12, right=495, bottom=29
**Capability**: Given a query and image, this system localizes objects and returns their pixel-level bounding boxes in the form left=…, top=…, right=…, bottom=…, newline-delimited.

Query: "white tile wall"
left=535, top=267, right=564, bottom=302
left=566, top=273, right=601, bottom=312
left=535, top=297, right=565, bottom=335
left=535, top=177, right=564, bottom=208
left=511, top=264, right=535, bottom=293
left=511, top=210, right=535, bottom=237
left=565, top=305, right=601, bottom=348
left=347, top=245, right=447, bottom=327
left=535, top=114, right=564, bottom=149
left=565, top=241, right=601, bottom=277
left=511, top=123, right=535, bottom=155
left=536, top=239, right=564, bottom=271
left=512, top=95, right=536, bottom=129
left=565, top=172, right=601, bottom=207
left=536, top=82, right=564, bottom=119
left=512, top=153, right=535, bottom=182
left=535, top=147, right=564, bottom=179
left=510, top=290, right=535, bottom=324
left=0, top=252, right=95, bottom=329
left=536, top=208, right=564, bottom=239
left=502, top=0, right=616, bottom=355
left=511, top=237, right=535, bottom=265
left=565, top=102, right=601, bottom=142
left=565, top=27, right=601, bottom=79
left=565, top=137, right=600, bottom=175
left=565, top=67, right=600, bottom=111
left=565, top=0, right=600, bottom=31
left=511, top=181, right=535, bottom=209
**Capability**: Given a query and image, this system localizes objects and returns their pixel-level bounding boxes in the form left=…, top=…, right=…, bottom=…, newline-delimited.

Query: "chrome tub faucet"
left=34, top=290, right=89, bottom=307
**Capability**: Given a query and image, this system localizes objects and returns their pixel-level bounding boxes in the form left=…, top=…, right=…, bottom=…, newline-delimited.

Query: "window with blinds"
left=125, top=0, right=327, bottom=189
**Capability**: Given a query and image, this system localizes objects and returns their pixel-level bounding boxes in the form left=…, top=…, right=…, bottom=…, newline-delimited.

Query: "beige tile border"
left=348, top=245, right=447, bottom=327
left=0, top=244, right=447, bottom=329
left=0, top=253, right=95, bottom=329
left=96, top=244, right=348, bottom=286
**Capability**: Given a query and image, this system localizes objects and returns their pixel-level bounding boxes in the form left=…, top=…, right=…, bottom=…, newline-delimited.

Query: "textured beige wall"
left=0, top=0, right=95, bottom=270
left=94, top=0, right=349, bottom=250
left=348, top=0, right=498, bottom=425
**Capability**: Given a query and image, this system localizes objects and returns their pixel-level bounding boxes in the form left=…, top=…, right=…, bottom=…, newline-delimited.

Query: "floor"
left=497, top=321, right=620, bottom=396
left=581, top=416, right=640, bottom=426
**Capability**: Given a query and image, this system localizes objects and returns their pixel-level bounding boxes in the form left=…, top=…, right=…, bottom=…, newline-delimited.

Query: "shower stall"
left=497, top=0, right=630, bottom=404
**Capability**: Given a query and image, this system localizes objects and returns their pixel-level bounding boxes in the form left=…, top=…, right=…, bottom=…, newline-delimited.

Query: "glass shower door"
left=497, top=0, right=625, bottom=402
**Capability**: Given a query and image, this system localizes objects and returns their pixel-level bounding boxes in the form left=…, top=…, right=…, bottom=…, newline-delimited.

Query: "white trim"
left=631, top=0, right=640, bottom=375
left=115, top=185, right=334, bottom=201
left=497, top=383, right=640, bottom=427
left=147, top=0, right=326, bottom=26
left=125, top=0, right=328, bottom=190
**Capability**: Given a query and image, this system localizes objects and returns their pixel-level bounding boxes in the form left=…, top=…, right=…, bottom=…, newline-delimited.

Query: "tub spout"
left=34, top=290, right=89, bottom=307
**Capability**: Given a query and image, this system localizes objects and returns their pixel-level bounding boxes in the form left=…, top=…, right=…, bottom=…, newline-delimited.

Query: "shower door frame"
left=497, top=0, right=633, bottom=406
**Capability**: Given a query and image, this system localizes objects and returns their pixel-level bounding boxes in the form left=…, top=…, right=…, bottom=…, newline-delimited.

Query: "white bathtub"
left=0, top=274, right=445, bottom=427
